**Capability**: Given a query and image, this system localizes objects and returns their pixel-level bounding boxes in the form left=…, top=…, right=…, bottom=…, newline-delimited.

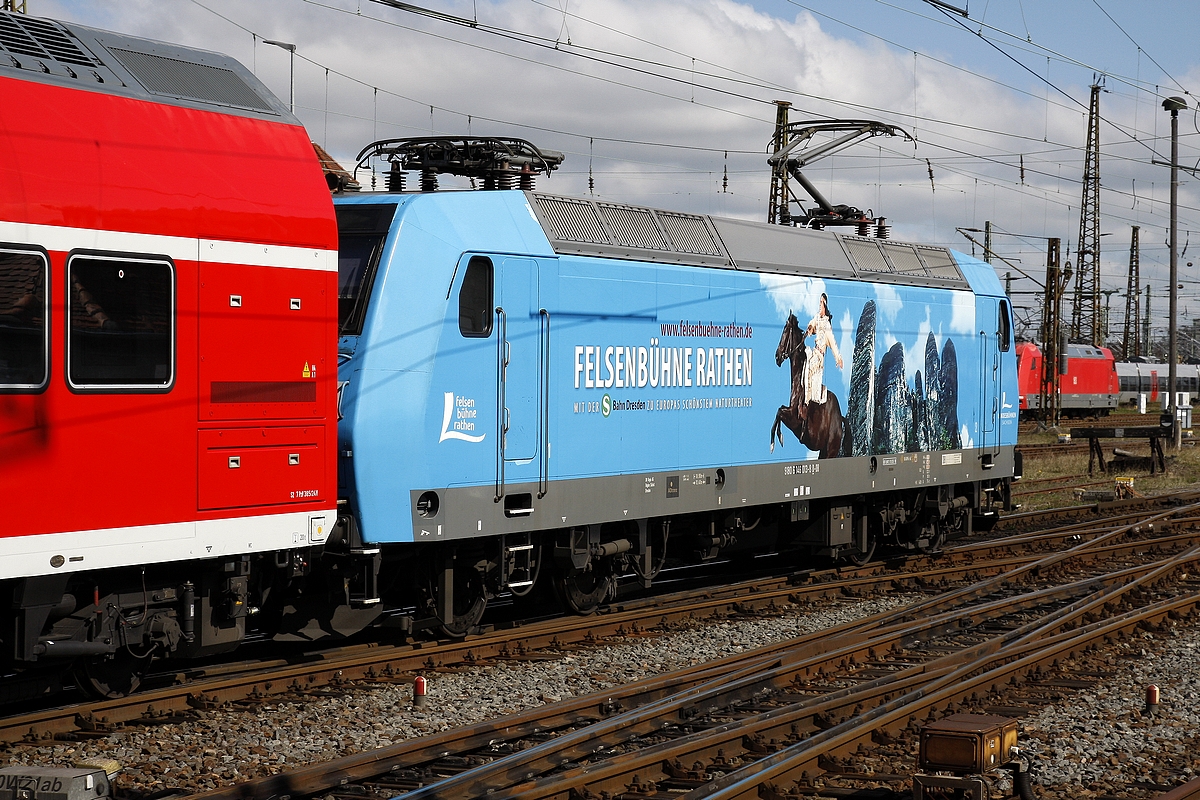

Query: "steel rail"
left=171, top=510, right=1200, bottom=800
left=13, top=509, right=1183, bottom=745
left=336, top=543, right=1200, bottom=800
left=181, top=549, right=1166, bottom=800
left=693, top=573, right=1200, bottom=800
left=466, top=553, right=1200, bottom=800
left=1158, top=777, right=1200, bottom=800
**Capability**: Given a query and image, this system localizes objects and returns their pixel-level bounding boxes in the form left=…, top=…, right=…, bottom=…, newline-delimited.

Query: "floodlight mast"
left=1164, top=95, right=1188, bottom=448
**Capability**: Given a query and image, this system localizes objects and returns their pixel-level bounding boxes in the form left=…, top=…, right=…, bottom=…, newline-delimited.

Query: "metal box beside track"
left=919, top=713, right=1019, bottom=774
left=0, top=767, right=111, bottom=800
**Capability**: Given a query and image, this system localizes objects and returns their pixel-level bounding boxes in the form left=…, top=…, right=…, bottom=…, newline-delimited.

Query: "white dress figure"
left=804, top=293, right=843, bottom=407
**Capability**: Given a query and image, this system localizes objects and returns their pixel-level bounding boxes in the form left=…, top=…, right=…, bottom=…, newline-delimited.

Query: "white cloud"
left=875, top=284, right=902, bottom=324
left=905, top=306, right=933, bottom=384
left=759, top=273, right=826, bottom=322
left=34, top=0, right=1200, bottom=347
left=949, top=291, right=975, bottom=335
left=837, top=308, right=853, bottom=369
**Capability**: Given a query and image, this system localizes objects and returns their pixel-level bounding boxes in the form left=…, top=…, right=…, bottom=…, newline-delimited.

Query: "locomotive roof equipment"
left=767, top=119, right=911, bottom=231
left=353, top=136, right=565, bottom=193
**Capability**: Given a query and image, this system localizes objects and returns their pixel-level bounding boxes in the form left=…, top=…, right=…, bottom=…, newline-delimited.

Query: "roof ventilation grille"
left=0, top=13, right=97, bottom=66
left=107, top=46, right=274, bottom=112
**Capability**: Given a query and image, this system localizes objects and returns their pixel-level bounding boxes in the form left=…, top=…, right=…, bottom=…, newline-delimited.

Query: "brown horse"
left=770, top=312, right=845, bottom=458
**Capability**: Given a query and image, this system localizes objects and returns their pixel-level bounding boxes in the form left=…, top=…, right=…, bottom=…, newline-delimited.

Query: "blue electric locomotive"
left=330, top=144, right=1019, bottom=635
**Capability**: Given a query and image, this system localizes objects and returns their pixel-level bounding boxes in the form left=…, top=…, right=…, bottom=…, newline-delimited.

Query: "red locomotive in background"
left=0, top=13, right=338, bottom=696
left=1014, top=340, right=1118, bottom=417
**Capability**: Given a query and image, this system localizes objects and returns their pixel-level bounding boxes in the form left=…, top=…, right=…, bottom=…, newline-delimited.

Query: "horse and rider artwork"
left=770, top=291, right=962, bottom=459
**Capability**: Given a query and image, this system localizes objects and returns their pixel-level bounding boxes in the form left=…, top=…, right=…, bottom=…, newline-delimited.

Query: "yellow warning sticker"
left=303, top=362, right=312, bottom=378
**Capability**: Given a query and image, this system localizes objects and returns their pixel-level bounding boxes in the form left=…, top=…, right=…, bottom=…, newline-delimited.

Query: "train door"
left=496, top=257, right=545, bottom=500
left=976, top=295, right=1006, bottom=456
left=1150, top=369, right=1159, bottom=403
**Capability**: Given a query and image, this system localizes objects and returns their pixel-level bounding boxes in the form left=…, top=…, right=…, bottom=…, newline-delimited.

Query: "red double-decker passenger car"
left=0, top=12, right=337, bottom=696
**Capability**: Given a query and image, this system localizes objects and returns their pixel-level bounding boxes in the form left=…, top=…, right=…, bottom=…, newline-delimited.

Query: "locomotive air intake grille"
left=108, top=47, right=274, bottom=112
left=211, top=381, right=317, bottom=404
left=535, top=195, right=608, bottom=244
left=598, top=203, right=669, bottom=251
left=881, top=243, right=928, bottom=275
left=914, top=245, right=964, bottom=280
left=657, top=211, right=724, bottom=256
left=842, top=237, right=893, bottom=273
left=530, top=193, right=731, bottom=267
left=0, top=13, right=97, bottom=66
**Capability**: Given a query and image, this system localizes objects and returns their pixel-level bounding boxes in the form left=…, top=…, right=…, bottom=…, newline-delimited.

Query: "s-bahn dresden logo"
left=440, top=392, right=486, bottom=443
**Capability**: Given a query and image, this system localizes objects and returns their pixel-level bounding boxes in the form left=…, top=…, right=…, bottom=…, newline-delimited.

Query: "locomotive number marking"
left=291, top=489, right=320, bottom=499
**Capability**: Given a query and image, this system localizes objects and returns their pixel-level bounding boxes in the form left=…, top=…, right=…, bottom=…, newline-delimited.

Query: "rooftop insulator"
left=420, top=167, right=438, bottom=193
left=857, top=220, right=873, bottom=237
left=519, top=165, right=535, bottom=191
left=387, top=162, right=405, bottom=193
left=482, top=175, right=497, bottom=190
left=875, top=217, right=891, bottom=239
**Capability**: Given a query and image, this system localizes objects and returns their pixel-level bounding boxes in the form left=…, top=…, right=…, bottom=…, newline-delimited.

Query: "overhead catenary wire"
left=877, top=0, right=1194, bottom=102
left=311, top=0, right=1198, bottom=169
left=181, top=0, right=1200, bottom=254
left=1090, top=0, right=1187, bottom=97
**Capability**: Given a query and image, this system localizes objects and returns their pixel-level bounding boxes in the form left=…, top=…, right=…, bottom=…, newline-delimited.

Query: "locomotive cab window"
left=998, top=300, right=1011, bottom=352
left=459, top=256, right=493, bottom=337
left=67, top=254, right=174, bottom=391
left=337, top=203, right=397, bottom=336
left=0, top=248, right=49, bottom=391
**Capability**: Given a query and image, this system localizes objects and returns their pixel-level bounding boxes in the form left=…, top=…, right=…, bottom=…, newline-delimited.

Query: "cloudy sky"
left=37, top=0, right=1200, bottom=346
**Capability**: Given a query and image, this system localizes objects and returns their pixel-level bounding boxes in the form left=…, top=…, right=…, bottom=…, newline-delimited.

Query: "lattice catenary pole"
left=1122, top=226, right=1141, bottom=359
left=1070, top=84, right=1103, bottom=346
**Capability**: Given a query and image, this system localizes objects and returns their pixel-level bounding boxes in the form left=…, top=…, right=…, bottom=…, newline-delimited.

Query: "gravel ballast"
left=5, top=593, right=1200, bottom=799
left=1020, top=626, right=1200, bottom=799
left=3, top=595, right=918, bottom=793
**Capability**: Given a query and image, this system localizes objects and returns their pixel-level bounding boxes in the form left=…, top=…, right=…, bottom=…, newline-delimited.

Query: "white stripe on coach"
left=0, top=509, right=334, bottom=580
left=0, top=220, right=336, bottom=271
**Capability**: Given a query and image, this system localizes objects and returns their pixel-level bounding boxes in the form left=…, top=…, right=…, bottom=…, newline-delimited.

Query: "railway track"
left=4, top=494, right=1194, bottom=748
left=997, top=487, right=1200, bottom=529
left=8, top=492, right=1200, bottom=800
left=167, top=500, right=1200, bottom=800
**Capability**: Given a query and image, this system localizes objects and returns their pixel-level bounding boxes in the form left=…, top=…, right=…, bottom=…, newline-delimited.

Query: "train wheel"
left=553, top=563, right=613, bottom=615
left=73, top=650, right=152, bottom=699
left=435, top=568, right=488, bottom=638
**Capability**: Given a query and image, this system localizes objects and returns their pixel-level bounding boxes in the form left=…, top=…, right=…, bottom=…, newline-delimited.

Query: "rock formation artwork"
left=846, top=300, right=876, bottom=456
left=845, top=304, right=961, bottom=456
